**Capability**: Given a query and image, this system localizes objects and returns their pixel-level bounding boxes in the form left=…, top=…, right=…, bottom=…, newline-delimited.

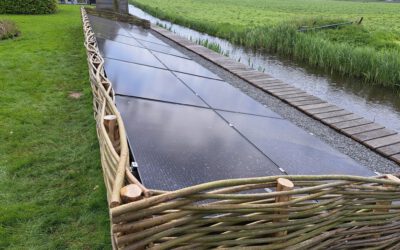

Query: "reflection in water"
left=129, top=5, right=400, bottom=132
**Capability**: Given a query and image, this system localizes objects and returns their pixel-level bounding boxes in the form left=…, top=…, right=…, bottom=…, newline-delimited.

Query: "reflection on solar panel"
left=139, top=40, right=190, bottom=59
left=153, top=51, right=222, bottom=80
left=89, top=15, right=131, bottom=36
left=104, top=59, right=207, bottom=107
left=96, top=33, right=143, bottom=47
left=176, top=72, right=281, bottom=118
left=88, top=15, right=371, bottom=190
left=218, top=111, right=372, bottom=176
left=118, top=21, right=169, bottom=45
left=96, top=38, right=165, bottom=68
left=116, top=96, right=282, bottom=190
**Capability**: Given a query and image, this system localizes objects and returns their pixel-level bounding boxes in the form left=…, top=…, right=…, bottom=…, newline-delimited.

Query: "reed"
left=235, top=21, right=400, bottom=88
left=156, top=22, right=229, bottom=56
left=192, top=38, right=229, bottom=56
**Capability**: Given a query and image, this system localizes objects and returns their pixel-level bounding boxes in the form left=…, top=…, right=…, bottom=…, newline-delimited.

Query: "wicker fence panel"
left=110, top=175, right=400, bottom=250
left=81, top=8, right=400, bottom=250
left=82, top=7, right=148, bottom=205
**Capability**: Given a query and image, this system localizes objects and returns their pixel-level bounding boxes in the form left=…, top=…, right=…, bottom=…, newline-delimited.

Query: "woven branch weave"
left=81, top=8, right=400, bottom=250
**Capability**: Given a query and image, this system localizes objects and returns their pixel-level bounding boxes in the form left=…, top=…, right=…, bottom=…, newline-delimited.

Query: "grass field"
left=130, top=0, right=400, bottom=88
left=0, top=5, right=110, bottom=249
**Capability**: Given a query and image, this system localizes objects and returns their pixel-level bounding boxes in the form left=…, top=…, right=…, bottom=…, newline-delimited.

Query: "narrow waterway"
left=129, top=4, right=400, bottom=133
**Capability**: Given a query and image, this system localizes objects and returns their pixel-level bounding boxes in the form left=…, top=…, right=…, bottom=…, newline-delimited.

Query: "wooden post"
left=104, top=114, right=117, bottom=142
left=373, top=174, right=400, bottom=238
left=104, top=115, right=120, bottom=153
left=375, top=174, right=400, bottom=213
left=274, top=178, right=294, bottom=237
left=120, top=184, right=143, bottom=203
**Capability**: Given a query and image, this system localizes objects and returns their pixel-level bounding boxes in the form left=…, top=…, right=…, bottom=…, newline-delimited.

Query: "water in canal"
left=129, top=4, right=400, bottom=133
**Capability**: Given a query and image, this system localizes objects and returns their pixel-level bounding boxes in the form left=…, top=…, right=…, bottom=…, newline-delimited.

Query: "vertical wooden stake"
left=375, top=174, right=400, bottom=213
left=373, top=174, right=400, bottom=238
left=104, top=115, right=119, bottom=153
left=274, top=178, right=294, bottom=237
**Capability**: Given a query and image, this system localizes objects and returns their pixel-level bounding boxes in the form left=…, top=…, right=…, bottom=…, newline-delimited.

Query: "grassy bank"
left=131, top=0, right=400, bottom=88
left=0, top=5, right=110, bottom=249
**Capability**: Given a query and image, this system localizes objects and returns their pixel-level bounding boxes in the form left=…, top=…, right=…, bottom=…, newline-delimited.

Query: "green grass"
left=0, top=5, right=110, bottom=249
left=130, top=0, right=400, bottom=88
left=191, top=38, right=229, bottom=56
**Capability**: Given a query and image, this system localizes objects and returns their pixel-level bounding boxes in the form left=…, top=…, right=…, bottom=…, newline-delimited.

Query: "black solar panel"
left=218, top=111, right=373, bottom=176
left=140, top=40, right=190, bottom=59
left=104, top=59, right=207, bottom=107
left=176, top=73, right=282, bottom=118
left=153, top=51, right=222, bottom=80
left=96, top=33, right=143, bottom=47
left=116, top=96, right=282, bottom=190
left=96, top=38, right=165, bottom=68
left=88, top=15, right=372, bottom=190
left=89, top=15, right=131, bottom=37
left=118, top=21, right=170, bottom=45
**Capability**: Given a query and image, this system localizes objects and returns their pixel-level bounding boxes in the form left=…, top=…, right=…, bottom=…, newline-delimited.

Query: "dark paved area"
left=88, top=15, right=373, bottom=190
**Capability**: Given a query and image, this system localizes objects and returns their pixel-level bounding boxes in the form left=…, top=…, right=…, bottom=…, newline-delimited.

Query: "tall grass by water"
left=131, top=0, right=400, bottom=89
left=157, top=22, right=229, bottom=56
left=237, top=22, right=400, bottom=87
left=193, top=38, right=229, bottom=56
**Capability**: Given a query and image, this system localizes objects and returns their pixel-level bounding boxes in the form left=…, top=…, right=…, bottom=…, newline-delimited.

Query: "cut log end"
left=120, top=184, right=143, bottom=203
left=277, top=178, right=294, bottom=190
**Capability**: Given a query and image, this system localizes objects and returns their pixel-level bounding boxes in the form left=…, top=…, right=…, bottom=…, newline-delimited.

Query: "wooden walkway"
left=152, top=25, right=400, bottom=165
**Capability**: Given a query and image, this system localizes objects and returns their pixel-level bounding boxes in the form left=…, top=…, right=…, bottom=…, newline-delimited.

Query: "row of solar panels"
left=89, top=15, right=372, bottom=190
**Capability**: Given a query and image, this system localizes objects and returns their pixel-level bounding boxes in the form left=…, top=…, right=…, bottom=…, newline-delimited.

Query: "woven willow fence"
left=82, top=8, right=400, bottom=249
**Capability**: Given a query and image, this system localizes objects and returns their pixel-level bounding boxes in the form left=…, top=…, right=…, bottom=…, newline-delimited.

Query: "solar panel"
left=96, top=33, right=143, bottom=47
left=90, top=14, right=371, bottom=190
left=116, top=96, right=282, bottom=190
left=176, top=73, right=282, bottom=118
left=118, top=22, right=170, bottom=46
left=153, top=51, right=222, bottom=80
left=218, top=111, right=372, bottom=176
left=88, top=15, right=131, bottom=37
left=139, top=40, right=190, bottom=59
left=96, top=38, right=165, bottom=68
left=104, top=59, right=207, bottom=107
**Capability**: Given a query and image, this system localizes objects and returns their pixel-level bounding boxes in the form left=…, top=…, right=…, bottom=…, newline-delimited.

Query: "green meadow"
left=0, top=5, right=110, bottom=249
left=131, top=0, right=400, bottom=88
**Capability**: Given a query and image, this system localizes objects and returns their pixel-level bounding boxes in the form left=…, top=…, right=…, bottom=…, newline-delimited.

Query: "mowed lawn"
left=0, top=5, right=110, bottom=249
